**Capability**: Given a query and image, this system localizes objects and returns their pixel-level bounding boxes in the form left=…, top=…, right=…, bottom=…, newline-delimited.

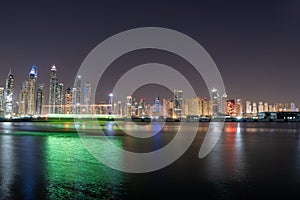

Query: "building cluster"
left=0, top=65, right=91, bottom=118
left=0, top=66, right=298, bottom=119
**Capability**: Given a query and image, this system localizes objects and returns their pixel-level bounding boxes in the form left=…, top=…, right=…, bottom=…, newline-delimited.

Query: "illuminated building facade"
left=245, top=101, right=252, bottom=114
left=35, top=84, right=45, bottom=115
left=5, top=69, right=14, bottom=117
left=174, top=89, right=183, bottom=118
left=49, top=65, right=58, bottom=114
left=65, top=87, right=72, bottom=114
left=226, top=99, right=236, bottom=117
left=26, top=65, right=37, bottom=115
left=258, top=101, right=264, bottom=113
left=83, top=82, right=91, bottom=114
left=0, top=87, right=4, bottom=112
left=236, top=99, right=243, bottom=117
left=74, top=75, right=81, bottom=114
left=56, top=83, right=64, bottom=114
left=184, top=97, right=201, bottom=116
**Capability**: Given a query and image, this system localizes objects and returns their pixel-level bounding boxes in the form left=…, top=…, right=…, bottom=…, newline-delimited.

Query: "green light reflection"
left=45, top=135, right=126, bottom=199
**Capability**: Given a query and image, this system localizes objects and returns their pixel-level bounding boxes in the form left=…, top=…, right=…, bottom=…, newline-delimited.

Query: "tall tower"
left=108, top=93, right=113, bottom=114
left=26, top=65, right=37, bottom=115
left=74, top=75, right=81, bottom=114
left=211, top=88, right=220, bottom=115
left=125, top=96, right=132, bottom=118
left=19, top=81, right=27, bottom=115
left=49, top=65, right=57, bottom=114
left=252, top=102, right=257, bottom=115
left=5, top=69, right=14, bottom=117
left=65, top=87, right=72, bottom=114
left=236, top=98, right=243, bottom=117
left=245, top=101, right=252, bottom=114
left=0, top=87, right=4, bottom=111
left=174, top=89, right=183, bottom=118
left=56, top=83, right=64, bottom=114
left=36, top=84, right=45, bottom=115
left=83, top=82, right=91, bottom=114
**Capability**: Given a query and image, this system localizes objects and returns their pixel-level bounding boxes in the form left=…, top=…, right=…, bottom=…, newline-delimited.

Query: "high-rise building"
left=290, top=102, right=296, bottom=112
left=74, top=75, right=81, bottom=114
left=108, top=93, right=113, bottom=114
left=0, top=87, right=4, bottom=111
left=5, top=69, right=14, bottom=117
left=125, top=96, right=132, bottom=118
left=83, top=82, right=91, bottom=114
left=211, top=88, right=219, bottom=115
left=56, top=83, right=64, bottom=114
left=49, top=65, right=58, bottom=114
left=236, top=99, right=243, bottom=117
left=163, top=98, right=174, bottom=118
left=226, top=99, right=236, bottom=116
left=201, top=98, right=212, bottom=117
left=116, top=101, right=122, bottom=116
left=71, top=88, right=77, bottom=114
left=258, top=101, right=264, bottom=113
left=174, top=89, right=183, bottom=118
left=211, top=88, right=227, bottom=115
left=264, top=102, right=269, bottom=112
left=151, top=97, right=162, bottom=118
left=245, top=101, right=252, bottom=114
left=184, top=97, right=200, bottom=116
left=269, top=104, right=274, bottom=112
left=26, top=65, right=37, bottom=115
left=65, top=87, right=72, bottom=114
left=35, top=84, right=45, bottom=115
left=252, top=102, right=257, bottom=115
left=138, top=98, right=146, bottom=117
left=18, top=82, right=27, bottom=116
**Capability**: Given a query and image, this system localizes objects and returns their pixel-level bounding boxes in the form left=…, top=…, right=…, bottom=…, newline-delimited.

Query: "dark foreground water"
left=1, top=122, right=300, bottom=199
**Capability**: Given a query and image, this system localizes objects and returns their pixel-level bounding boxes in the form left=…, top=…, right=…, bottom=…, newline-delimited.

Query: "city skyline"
left=0, top=65, right=298, bottom=119
left=0, top=65, right=299, bottom=105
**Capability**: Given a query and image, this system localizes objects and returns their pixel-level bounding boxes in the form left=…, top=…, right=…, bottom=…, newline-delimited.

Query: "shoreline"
left=0, top=117, right=298, bottom=123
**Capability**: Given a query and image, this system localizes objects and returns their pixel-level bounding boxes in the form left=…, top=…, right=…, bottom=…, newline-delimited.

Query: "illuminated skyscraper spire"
left=49, top=65, right=57, bottom=114
left=27, top=65, right=37, bottom=115
left=5, top=69, right=14, bottom=117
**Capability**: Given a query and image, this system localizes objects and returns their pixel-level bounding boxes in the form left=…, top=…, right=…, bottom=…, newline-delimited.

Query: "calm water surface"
left=1, top=122, right=300, bottom=199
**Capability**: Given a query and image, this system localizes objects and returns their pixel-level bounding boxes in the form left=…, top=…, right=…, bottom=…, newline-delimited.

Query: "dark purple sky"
left=0, top=1, right=300, bottom=105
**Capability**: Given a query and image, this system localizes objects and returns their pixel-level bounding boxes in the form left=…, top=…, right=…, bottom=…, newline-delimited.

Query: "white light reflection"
left=0, top=135, right=15, bottom=199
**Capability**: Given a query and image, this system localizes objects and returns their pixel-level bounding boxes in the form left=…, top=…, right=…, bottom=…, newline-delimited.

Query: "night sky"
left=0, top=1, right=299, bottom=105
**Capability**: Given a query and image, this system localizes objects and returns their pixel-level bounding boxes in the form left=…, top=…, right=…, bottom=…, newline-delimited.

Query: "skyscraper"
left=83, top=82, right=91, bottom=114
left=163, top=98, right=174, bottom=118
left=226, top=99, right=236, bottom=117
left=0, top=87, right=4, bottom=112
left=74, top=75, right=81, bottom=114
left=56, top=83, right=64, bottom=114
left=211, top=88, right=220, bottom=115
left=252, top=102, right=257, bottom=115
left=245, top=101, right=252, bottom=114
left=19, top=81, right=27, bottom=116
left=49, top=65, right=57, bottom=114
left=258, top=102, right=264, bottom=113
left=211, top=88, right=227, bottom=115
left=236, top=99, right=243, bottom=117
left=125, top=96, right=132, bottom=118
left=184, top=97, right=201, bottom=116
left=65, top=87, right=72, bottom=114
left=138, top=98, right=146, bottom=117
left=36, top=84, right=45, bottom=115
left=264, top=102, right=269, bottom=112
left=26, top=65, right=37, bottom=115
left=174, top=89, right=183, bottom=118
left=5, top=69, right=14, bottom=117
